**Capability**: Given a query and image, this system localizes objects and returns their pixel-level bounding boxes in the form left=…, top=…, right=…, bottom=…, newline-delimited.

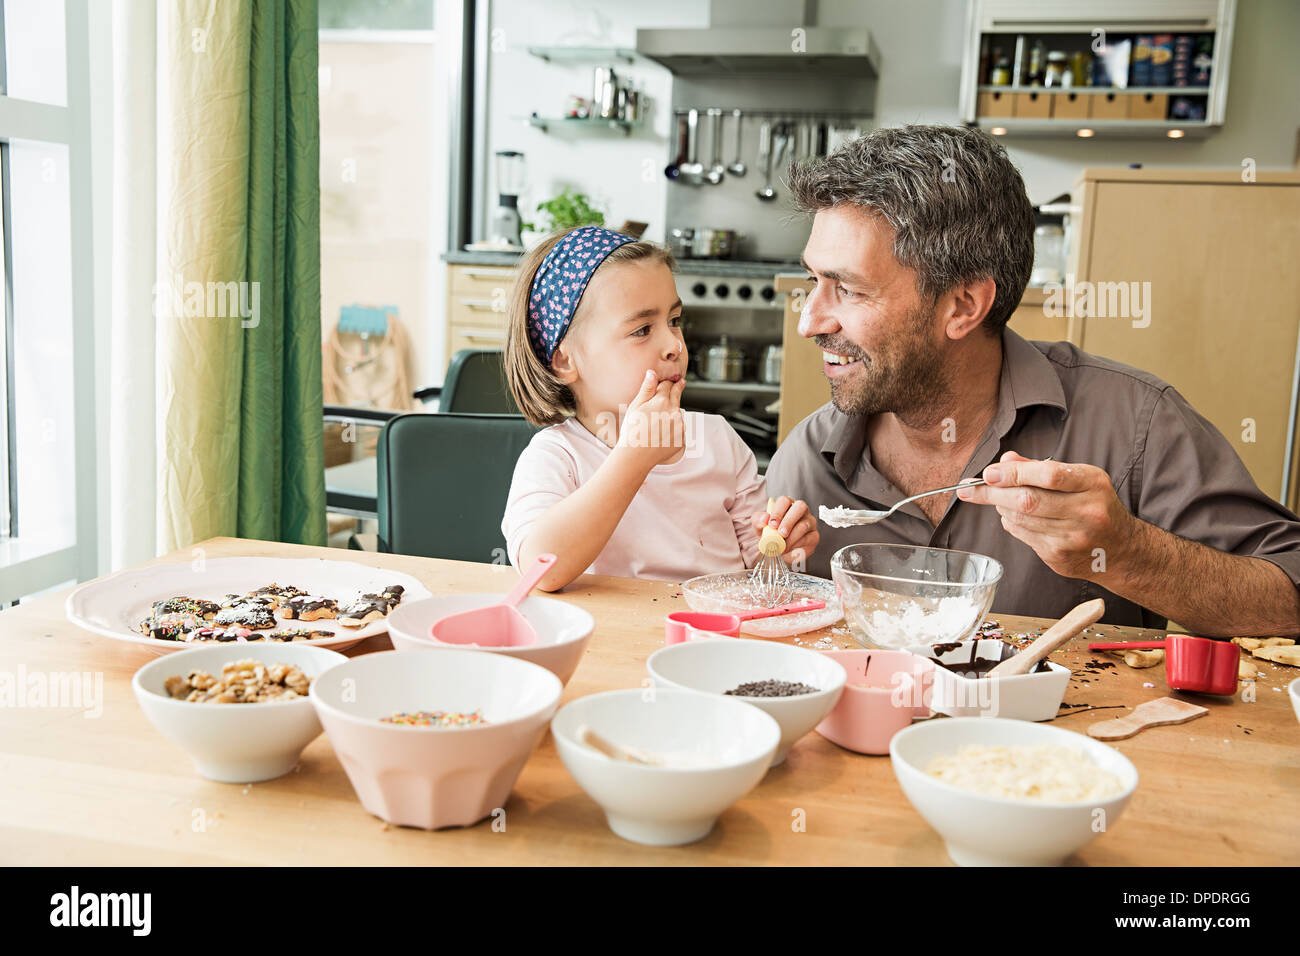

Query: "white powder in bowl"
left=844, top=593, right=981, bottom=648
left=924, top=744, right=1125, bottom=802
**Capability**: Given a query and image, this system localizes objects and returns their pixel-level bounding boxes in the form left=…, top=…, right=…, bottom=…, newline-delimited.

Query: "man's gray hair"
left=787, top=125, right=1035, bottom=332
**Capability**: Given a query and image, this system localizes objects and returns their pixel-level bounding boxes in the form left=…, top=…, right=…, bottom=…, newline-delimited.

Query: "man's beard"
left=817, top=303, right=950, bottom=424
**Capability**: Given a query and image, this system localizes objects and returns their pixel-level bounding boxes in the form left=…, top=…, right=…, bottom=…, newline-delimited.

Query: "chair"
left=413, top=349, right=518, bottom=414
left=377, top=412, right=538, bottom=560
left=324, top=350, right=518, bottom=520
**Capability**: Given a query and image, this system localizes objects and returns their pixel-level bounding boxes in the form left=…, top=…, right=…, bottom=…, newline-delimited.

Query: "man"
left=765, top=124, right=1300, bottom=636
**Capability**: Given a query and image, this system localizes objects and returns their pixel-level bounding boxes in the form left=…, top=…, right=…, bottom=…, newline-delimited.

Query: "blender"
left=488, top=150, right=526, bottom=249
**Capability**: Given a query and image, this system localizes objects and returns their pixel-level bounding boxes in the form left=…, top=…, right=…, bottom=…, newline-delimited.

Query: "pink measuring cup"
left=663, top=600, right=827, bottom=644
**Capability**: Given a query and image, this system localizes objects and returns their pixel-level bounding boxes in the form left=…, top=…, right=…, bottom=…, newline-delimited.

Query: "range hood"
left=636, top=26, right=879, bottom=77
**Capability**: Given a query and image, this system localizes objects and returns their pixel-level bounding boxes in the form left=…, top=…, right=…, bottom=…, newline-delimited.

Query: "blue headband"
left=527, top=226, right=636, bottom=365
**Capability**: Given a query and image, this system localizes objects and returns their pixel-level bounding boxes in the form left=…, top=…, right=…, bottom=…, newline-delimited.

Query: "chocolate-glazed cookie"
left=214, top=602, right=278, bottom=630
left=282, top=594, right=339, bottom=622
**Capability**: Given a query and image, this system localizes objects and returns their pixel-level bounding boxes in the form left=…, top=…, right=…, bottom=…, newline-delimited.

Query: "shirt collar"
left=819, top=326, right=1068, bottom=479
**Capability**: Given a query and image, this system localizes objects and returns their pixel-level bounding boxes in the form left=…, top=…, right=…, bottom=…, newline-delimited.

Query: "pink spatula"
left=429, top=553, right=556, bottom=648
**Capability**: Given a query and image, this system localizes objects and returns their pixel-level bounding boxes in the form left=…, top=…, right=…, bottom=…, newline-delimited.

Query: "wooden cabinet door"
left=774, top=275, right=829, bottom=445
left=1075, top=181, right=1300, bottom=501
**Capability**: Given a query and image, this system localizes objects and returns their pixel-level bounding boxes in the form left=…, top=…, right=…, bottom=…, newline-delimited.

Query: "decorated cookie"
left=282, top=595, right=339, bottom=622
left=214, top=601, right=278, bottom=630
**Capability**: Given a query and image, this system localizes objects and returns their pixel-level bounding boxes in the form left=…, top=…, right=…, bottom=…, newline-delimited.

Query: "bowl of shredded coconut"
left=830, top=544, right=1002, bottom=649
left=890, top=717, right=1138, bottom=866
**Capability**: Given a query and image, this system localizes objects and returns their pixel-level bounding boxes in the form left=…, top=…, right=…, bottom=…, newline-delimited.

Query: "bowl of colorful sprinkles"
left=309, top=649, right=562, bottom=829
left=647, top=638, right=846, bottom=767
left=132, top=642, right=348, bottom=783
left=889, top=717, right=1138, bottom=866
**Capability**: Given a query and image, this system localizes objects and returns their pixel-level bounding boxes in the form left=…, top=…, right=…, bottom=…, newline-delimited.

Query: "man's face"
left=798, top=205, right=947, bottom=419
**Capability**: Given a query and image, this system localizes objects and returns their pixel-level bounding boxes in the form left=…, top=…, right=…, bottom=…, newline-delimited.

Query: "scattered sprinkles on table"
left=380, top=709, right=489, bottom=727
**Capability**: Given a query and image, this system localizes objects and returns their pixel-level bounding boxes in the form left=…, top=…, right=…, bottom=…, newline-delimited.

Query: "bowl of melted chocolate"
left=905, top=639, right=1070, bottom=722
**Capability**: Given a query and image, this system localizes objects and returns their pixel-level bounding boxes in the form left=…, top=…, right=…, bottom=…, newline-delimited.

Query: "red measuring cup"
left=664, top=600, right=827, bottom=644
left=1087, top=633, right=1239, bottom=695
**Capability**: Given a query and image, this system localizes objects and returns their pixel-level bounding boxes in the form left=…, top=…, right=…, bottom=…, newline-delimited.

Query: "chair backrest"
left=442, top=349, right=519, bottom=414
left=377, top=412, right=538, bottom=560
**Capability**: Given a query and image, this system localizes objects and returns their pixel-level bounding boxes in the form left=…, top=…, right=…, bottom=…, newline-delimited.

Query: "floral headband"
left=527, top=226, right=636, bottom=365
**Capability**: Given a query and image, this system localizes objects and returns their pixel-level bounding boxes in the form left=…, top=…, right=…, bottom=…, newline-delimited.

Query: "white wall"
left=483, top=0, right=1300, bottom=220
left=483, top=0, right=706, bottom=242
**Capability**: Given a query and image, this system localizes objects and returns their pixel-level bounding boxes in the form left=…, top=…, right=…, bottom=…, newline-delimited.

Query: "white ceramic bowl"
left=132, top=642, right=348, bottom=782
left=552, top=688, right=780, bottom=846
left=905, top=640, right=1071, bottom=721
left=310, top=649, right=562, bottom=829
left=646, top=638, right=846, bottom=765
left=387, top=594, right=594, bottom=684
left=1289, top=677, right=1299, bottom=725
left=890, top=717, right=1138, bottom=866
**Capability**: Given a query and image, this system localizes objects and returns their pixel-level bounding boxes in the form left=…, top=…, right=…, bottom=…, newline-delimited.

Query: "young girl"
left=501, top=225, right=819, bottom=591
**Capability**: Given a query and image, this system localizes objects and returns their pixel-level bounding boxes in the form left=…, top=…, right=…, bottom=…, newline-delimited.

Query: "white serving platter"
left=66, top=556, right=433, bottom=655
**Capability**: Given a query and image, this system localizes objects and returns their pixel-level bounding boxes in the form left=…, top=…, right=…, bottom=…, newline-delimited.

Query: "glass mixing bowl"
left=830, top=544, right=1003, bottom=650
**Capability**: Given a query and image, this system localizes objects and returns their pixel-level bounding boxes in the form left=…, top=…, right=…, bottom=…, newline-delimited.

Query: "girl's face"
left=552, top=259, right=687, bottom=418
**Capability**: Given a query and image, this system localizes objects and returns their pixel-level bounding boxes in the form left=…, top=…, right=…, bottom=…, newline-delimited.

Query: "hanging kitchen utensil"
left=755, top=121, right=777, bottom=202
left=727, top=109, right=747, bottom=176
left=679, top=109, right=705, bottom=185
left=814, top=121, right=829, bottom=157
left=706, top=108, right=726, bottom=185
left=664, top=114, right=688, bottom=180
left=796, top=120, right=811, bottom=161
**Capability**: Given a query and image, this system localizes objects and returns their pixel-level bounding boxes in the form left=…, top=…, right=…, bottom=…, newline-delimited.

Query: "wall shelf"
left=526, top=45, right=638, bottom=66
left=525, top=113, right=640, bottom=136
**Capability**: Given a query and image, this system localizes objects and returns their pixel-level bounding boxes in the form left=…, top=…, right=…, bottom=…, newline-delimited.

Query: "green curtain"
left=159, top=0, right=325, bottom=552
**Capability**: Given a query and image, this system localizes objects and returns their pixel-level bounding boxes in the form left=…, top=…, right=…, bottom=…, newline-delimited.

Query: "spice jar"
left=1044, top=51, right=1068, bottom=87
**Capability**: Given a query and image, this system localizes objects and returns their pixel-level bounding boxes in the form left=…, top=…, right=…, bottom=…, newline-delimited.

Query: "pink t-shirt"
left=502, top=412, right=768, bottom=582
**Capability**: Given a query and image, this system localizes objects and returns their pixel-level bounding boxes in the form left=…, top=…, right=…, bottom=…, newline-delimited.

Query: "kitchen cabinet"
left=960, top=0, right=1236, bottom=137
left=444, top=264, right=516, bottom=360
left=1066, top=168, right=1300, bottom=510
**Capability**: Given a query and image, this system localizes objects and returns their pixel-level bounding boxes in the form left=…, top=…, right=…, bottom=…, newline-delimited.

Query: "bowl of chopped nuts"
left=646, top=638, right=847, bottom=766
left=132, top=643, right=347, bottom=783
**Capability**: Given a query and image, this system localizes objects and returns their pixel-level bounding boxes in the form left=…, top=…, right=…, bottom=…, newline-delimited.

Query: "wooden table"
left=3, top=537, right=1297, bottom=865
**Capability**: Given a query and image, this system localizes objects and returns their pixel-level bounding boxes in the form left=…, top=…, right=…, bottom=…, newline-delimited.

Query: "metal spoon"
left=819, top=457, right=1053, bottom=526
left=678, top=109, right=704, bottom=185
left=706, top=109, right=726, bottom=185
left=727, top=109, right=746, bottom=176
left=755, top=122, right=778, bottom=202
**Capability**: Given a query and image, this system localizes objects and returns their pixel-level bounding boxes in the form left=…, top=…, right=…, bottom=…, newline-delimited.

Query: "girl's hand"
left=749, top=496, right=820, bottom=570
left=617, top=370, right=687, bottom=467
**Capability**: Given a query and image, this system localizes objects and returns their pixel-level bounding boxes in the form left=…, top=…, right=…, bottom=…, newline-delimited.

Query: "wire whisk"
left=751, top=497, right=794, bottom=607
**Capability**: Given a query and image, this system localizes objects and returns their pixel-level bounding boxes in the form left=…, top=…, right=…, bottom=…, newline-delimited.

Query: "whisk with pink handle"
left=751, top=497, right=794, bottom=607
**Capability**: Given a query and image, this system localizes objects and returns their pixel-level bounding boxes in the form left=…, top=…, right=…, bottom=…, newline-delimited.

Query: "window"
left=0, top=0, right=96, bottom=605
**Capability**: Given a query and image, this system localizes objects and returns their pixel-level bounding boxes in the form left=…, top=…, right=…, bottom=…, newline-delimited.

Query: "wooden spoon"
left=576, top=725, right=663, bottom=766
left=986, top=598, right=1105, bottom=678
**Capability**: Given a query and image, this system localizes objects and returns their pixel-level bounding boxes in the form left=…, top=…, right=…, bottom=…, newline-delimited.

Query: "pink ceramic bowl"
left=388, top=594, right=594, bottom=685
left=309, top=649, right=562, bottom=829
left=815, top=649, right=936, bottom=755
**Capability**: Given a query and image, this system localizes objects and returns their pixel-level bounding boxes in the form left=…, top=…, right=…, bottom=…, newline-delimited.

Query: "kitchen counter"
left=444, top=249, right=799, bottom=279
left=6, top=536, right=1299, bottom=865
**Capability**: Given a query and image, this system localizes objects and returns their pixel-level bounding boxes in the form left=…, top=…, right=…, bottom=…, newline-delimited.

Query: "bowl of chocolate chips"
left=646, top=638, right=847, bottom=766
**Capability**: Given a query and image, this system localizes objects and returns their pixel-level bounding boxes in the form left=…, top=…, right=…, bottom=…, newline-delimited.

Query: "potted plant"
left=521, top=189, right=605, bottom=249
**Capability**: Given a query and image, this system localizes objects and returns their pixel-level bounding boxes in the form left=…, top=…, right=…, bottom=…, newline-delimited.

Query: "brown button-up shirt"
left=766, top=329, right=1300, bottom=627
